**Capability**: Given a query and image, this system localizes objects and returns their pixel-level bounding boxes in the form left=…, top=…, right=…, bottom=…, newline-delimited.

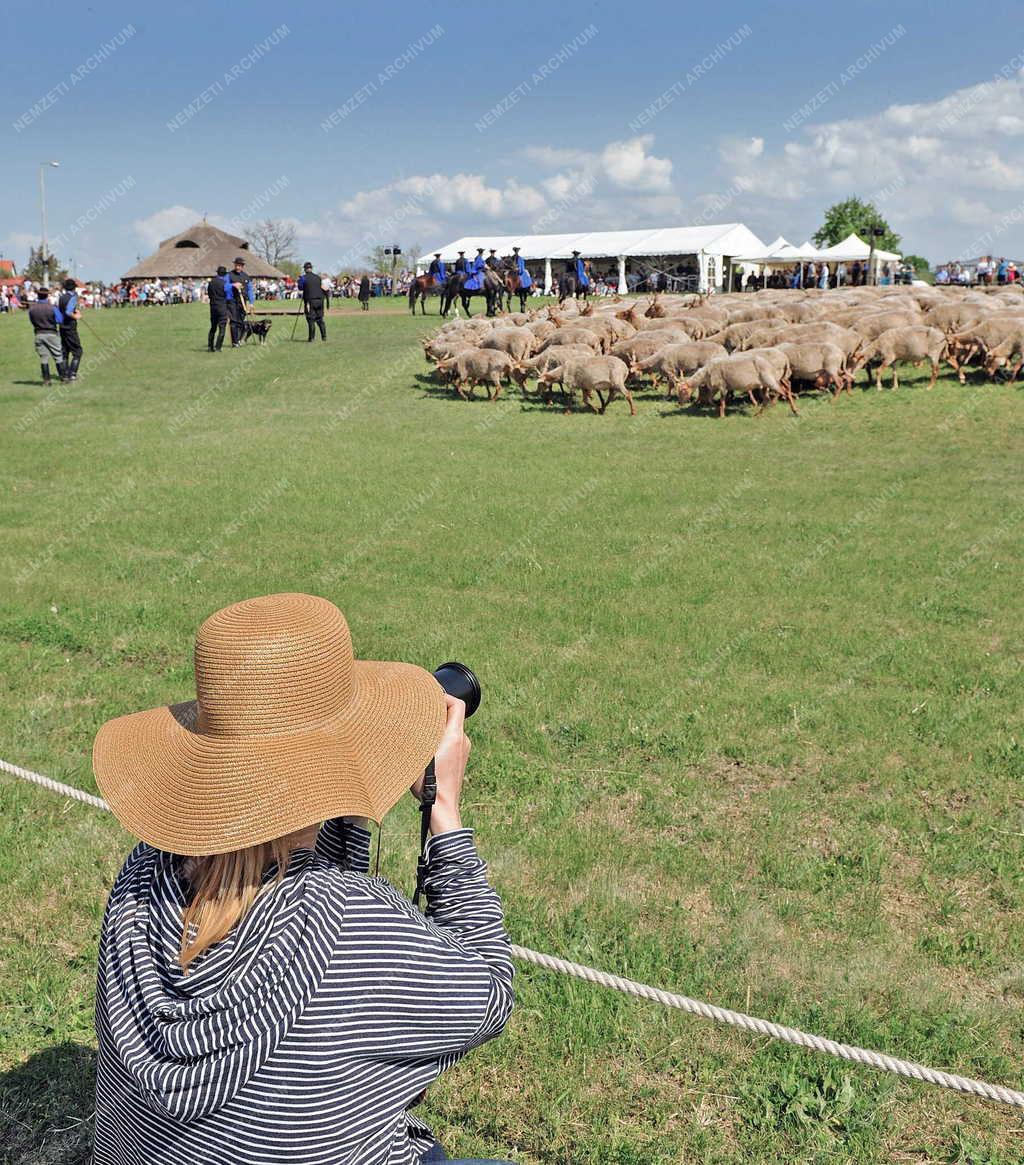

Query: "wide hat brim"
left=93, top=660, right=445, bottom=855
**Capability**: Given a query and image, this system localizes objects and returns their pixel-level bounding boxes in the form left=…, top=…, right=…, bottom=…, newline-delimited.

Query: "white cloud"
left=716, top=70, right=1024, bottom=258
left=600, top=135, right=673, bottom=191
left=132, top=205, right=205, bottom=249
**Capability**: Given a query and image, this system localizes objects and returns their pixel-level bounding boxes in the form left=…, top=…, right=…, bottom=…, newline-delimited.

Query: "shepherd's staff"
left=77, top=312, right=131, bottom=374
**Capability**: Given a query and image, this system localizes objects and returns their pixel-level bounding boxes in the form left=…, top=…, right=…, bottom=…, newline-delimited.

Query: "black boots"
left=41, top=363, right=52, bottom=385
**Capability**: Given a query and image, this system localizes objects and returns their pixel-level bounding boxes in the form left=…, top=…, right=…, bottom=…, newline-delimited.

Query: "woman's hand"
left=409, top=694, right=469, bottom=835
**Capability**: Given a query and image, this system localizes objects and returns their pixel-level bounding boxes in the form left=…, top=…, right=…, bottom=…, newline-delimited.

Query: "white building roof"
left=419, top=223, right=766, bottom=265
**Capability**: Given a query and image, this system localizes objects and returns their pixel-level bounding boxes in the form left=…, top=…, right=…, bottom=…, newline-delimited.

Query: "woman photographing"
left=91, top=593, right=515, bottom=1164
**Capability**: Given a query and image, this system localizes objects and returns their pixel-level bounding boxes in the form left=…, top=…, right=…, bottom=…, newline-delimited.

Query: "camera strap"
left=412, top=758, right=435, bottom=909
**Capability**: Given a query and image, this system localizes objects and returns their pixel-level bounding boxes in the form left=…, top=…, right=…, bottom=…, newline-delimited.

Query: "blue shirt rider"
left=427, top=253, right=447, bottom=285
left=453, top=251, right=468, bottom=274
left=570, top=250, right=590, bottom=288
left=511, top=246, right=532, bottom=289
left=465, top=248, right=487, bottom=290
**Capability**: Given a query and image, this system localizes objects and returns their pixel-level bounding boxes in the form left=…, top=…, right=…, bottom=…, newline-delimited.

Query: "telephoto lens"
left=432, top=662, right=481, bottom=718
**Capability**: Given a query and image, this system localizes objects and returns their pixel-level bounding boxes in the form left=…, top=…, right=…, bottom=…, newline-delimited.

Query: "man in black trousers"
left=27, top=288, right=68, bottom=384
left=207, top=266, right=229, bottom=351
left=226, top=256, right=253, bottom=347
left=57, top=278, right=84, bottom=380
left=298, top=262, right=327, bottom=341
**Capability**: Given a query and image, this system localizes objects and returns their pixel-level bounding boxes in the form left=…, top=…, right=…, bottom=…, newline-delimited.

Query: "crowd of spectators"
left=934, top=256, right=1019, bottom=286
left=0, top=269, right=420, bottom=314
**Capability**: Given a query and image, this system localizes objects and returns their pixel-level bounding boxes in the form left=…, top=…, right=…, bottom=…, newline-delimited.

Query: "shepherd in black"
left=358, top=274, right=371, bottom=310
left=226, top=256, right=254, bottom=347
left=57, top=278, right=84, bottom=381
left=206, top=266, right=229, bottom=351
left=299, top=262, right=327, bottom=341
left=27, top=288, right=68, bottom=384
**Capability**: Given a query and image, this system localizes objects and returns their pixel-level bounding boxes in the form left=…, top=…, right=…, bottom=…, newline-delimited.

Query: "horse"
left=558, top=261, right=593, bottom=307
left=408, top=274, right=444, bottom=315
left=500, top=261, right=531, bottom=313
left=440, top=268, right=503, bottom=317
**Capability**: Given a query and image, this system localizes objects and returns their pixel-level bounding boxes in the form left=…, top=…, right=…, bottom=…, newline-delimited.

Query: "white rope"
left=4, top=758, right=1023, bottom=1109
left=0, top=757, right=111, bottom=810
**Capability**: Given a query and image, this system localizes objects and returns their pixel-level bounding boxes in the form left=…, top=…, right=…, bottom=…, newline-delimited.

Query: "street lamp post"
left=39, top=160, right=60, bottom=285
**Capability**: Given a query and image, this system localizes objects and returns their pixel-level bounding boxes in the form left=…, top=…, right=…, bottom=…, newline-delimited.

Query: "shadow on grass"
left=0, top=1043, right=95, bottom=1165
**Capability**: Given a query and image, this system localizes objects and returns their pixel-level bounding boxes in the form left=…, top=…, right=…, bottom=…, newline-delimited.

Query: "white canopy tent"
left=734, top=232, right=901, bottom=287
left=817, top=231, right=901, bottom=263
left=418, top=223, right=766, bottom=293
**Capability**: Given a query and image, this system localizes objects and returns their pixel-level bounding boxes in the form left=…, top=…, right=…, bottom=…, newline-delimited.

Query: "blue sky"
left=4, top=1, right=1024, bottom=278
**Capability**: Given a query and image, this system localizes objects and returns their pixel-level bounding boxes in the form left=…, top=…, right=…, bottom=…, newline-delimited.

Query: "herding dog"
left=241, top=319, right=273, bottom=344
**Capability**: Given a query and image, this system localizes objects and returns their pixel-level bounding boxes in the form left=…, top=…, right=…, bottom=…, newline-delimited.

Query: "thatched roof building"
left=121, top=222, right=287, bottom=281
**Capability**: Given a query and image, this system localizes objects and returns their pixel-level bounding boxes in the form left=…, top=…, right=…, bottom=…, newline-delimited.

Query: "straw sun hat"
left=93, top=593, right=446, bottom=856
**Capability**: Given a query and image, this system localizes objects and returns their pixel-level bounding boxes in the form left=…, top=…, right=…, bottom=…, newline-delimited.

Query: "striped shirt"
left=94, top=823, right=514, bottom=1165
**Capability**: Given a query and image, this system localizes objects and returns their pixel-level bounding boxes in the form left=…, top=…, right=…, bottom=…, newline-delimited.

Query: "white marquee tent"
left=418, top=223, right=766, bottom=294
left=735, top=232, right=901, bottom=283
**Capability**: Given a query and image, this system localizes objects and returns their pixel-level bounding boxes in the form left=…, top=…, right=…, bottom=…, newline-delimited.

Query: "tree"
left=364, top=242, right=417, bottom=275
left=901, top=253, right=930, bottom=273
left=276, top=259, right=302, bottom=279
left=812, top=197, right=901, bottom=254
left=24, top=244, right=67, bottom=284
left=245, top=219, right=297, bottom=267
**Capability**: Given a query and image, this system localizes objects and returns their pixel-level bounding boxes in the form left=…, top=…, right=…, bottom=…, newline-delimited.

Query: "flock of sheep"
left=421, top=283, right=1024, bottom=417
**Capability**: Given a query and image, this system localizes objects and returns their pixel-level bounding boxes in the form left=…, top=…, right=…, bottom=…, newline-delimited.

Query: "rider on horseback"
left=464, top=248, right=488, bottom=292
left=511, top=246, right=532, bottom=291
left=427, top=253, right=447, bottom=287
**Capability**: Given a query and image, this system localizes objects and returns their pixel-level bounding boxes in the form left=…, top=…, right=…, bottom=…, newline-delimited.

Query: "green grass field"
left=1, top=299, right=1022, bottom=1164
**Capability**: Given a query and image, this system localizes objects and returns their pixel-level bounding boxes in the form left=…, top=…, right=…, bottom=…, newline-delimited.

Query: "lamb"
left=849, top=312, right=920, bottom=342
left=540, top=328, right=605, bottom=353
left=609, top=331, right=689, bottom=373
left=679, top=352, right=796, bottom=417
left=922, top=304, right=985, bottom=335
left=479, top=328, right=537, bottom=362
left=643, top=295, right=667, bottom=318
left=947, top=317, right=1024, bottom=382
left=776, top=341, right=850, bottom=396
left=537, top=355, right=636, bottom=415
left=850, top=326, right=948, bottom=390
left=434, top=348, right=520, bottom=400
left=421, top=336, right=476, bottom=364
left=514, top=345, right=599, bottom=399
left=633, top=340, right=727, bottom=396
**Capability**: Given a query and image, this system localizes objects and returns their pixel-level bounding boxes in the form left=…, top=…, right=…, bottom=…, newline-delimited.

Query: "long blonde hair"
left=179, top=837, right=294, bottom=970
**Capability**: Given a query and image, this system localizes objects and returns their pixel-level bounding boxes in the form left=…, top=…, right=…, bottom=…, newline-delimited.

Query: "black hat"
left=303, top=261, right=313, bottom=270
left=512, top=246, right=520, bottom=252
left=216, top=265, right=227, bottom=276
left=476, top=247, right=485, bottom=253
left=62, top=277, right=77, bottom=290
left=233, top=256, right=246, bottom=265
left=433, top=252, right=441, bottom=257
left=488, top=248, right=497, bottom=253
left=37, top=287, right=49, bottom=297
left=572, top=250, right=581, bottom=256
left=457, top=250, right=465, bottom=255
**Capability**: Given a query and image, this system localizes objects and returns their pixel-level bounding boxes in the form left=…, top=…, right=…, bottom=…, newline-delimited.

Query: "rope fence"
left=3, top=756, right=1022, bottom=1110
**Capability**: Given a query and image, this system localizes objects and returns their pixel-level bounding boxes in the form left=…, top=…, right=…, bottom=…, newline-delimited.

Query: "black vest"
left=302, top=273, right=324, bottom=301
left=28, top=301, right=60, bottom=332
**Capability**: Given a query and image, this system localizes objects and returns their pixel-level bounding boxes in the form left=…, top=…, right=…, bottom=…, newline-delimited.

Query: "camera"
left=432, top=661, right=481, bottom=718
left=413, top=662, right=481, bottom=906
